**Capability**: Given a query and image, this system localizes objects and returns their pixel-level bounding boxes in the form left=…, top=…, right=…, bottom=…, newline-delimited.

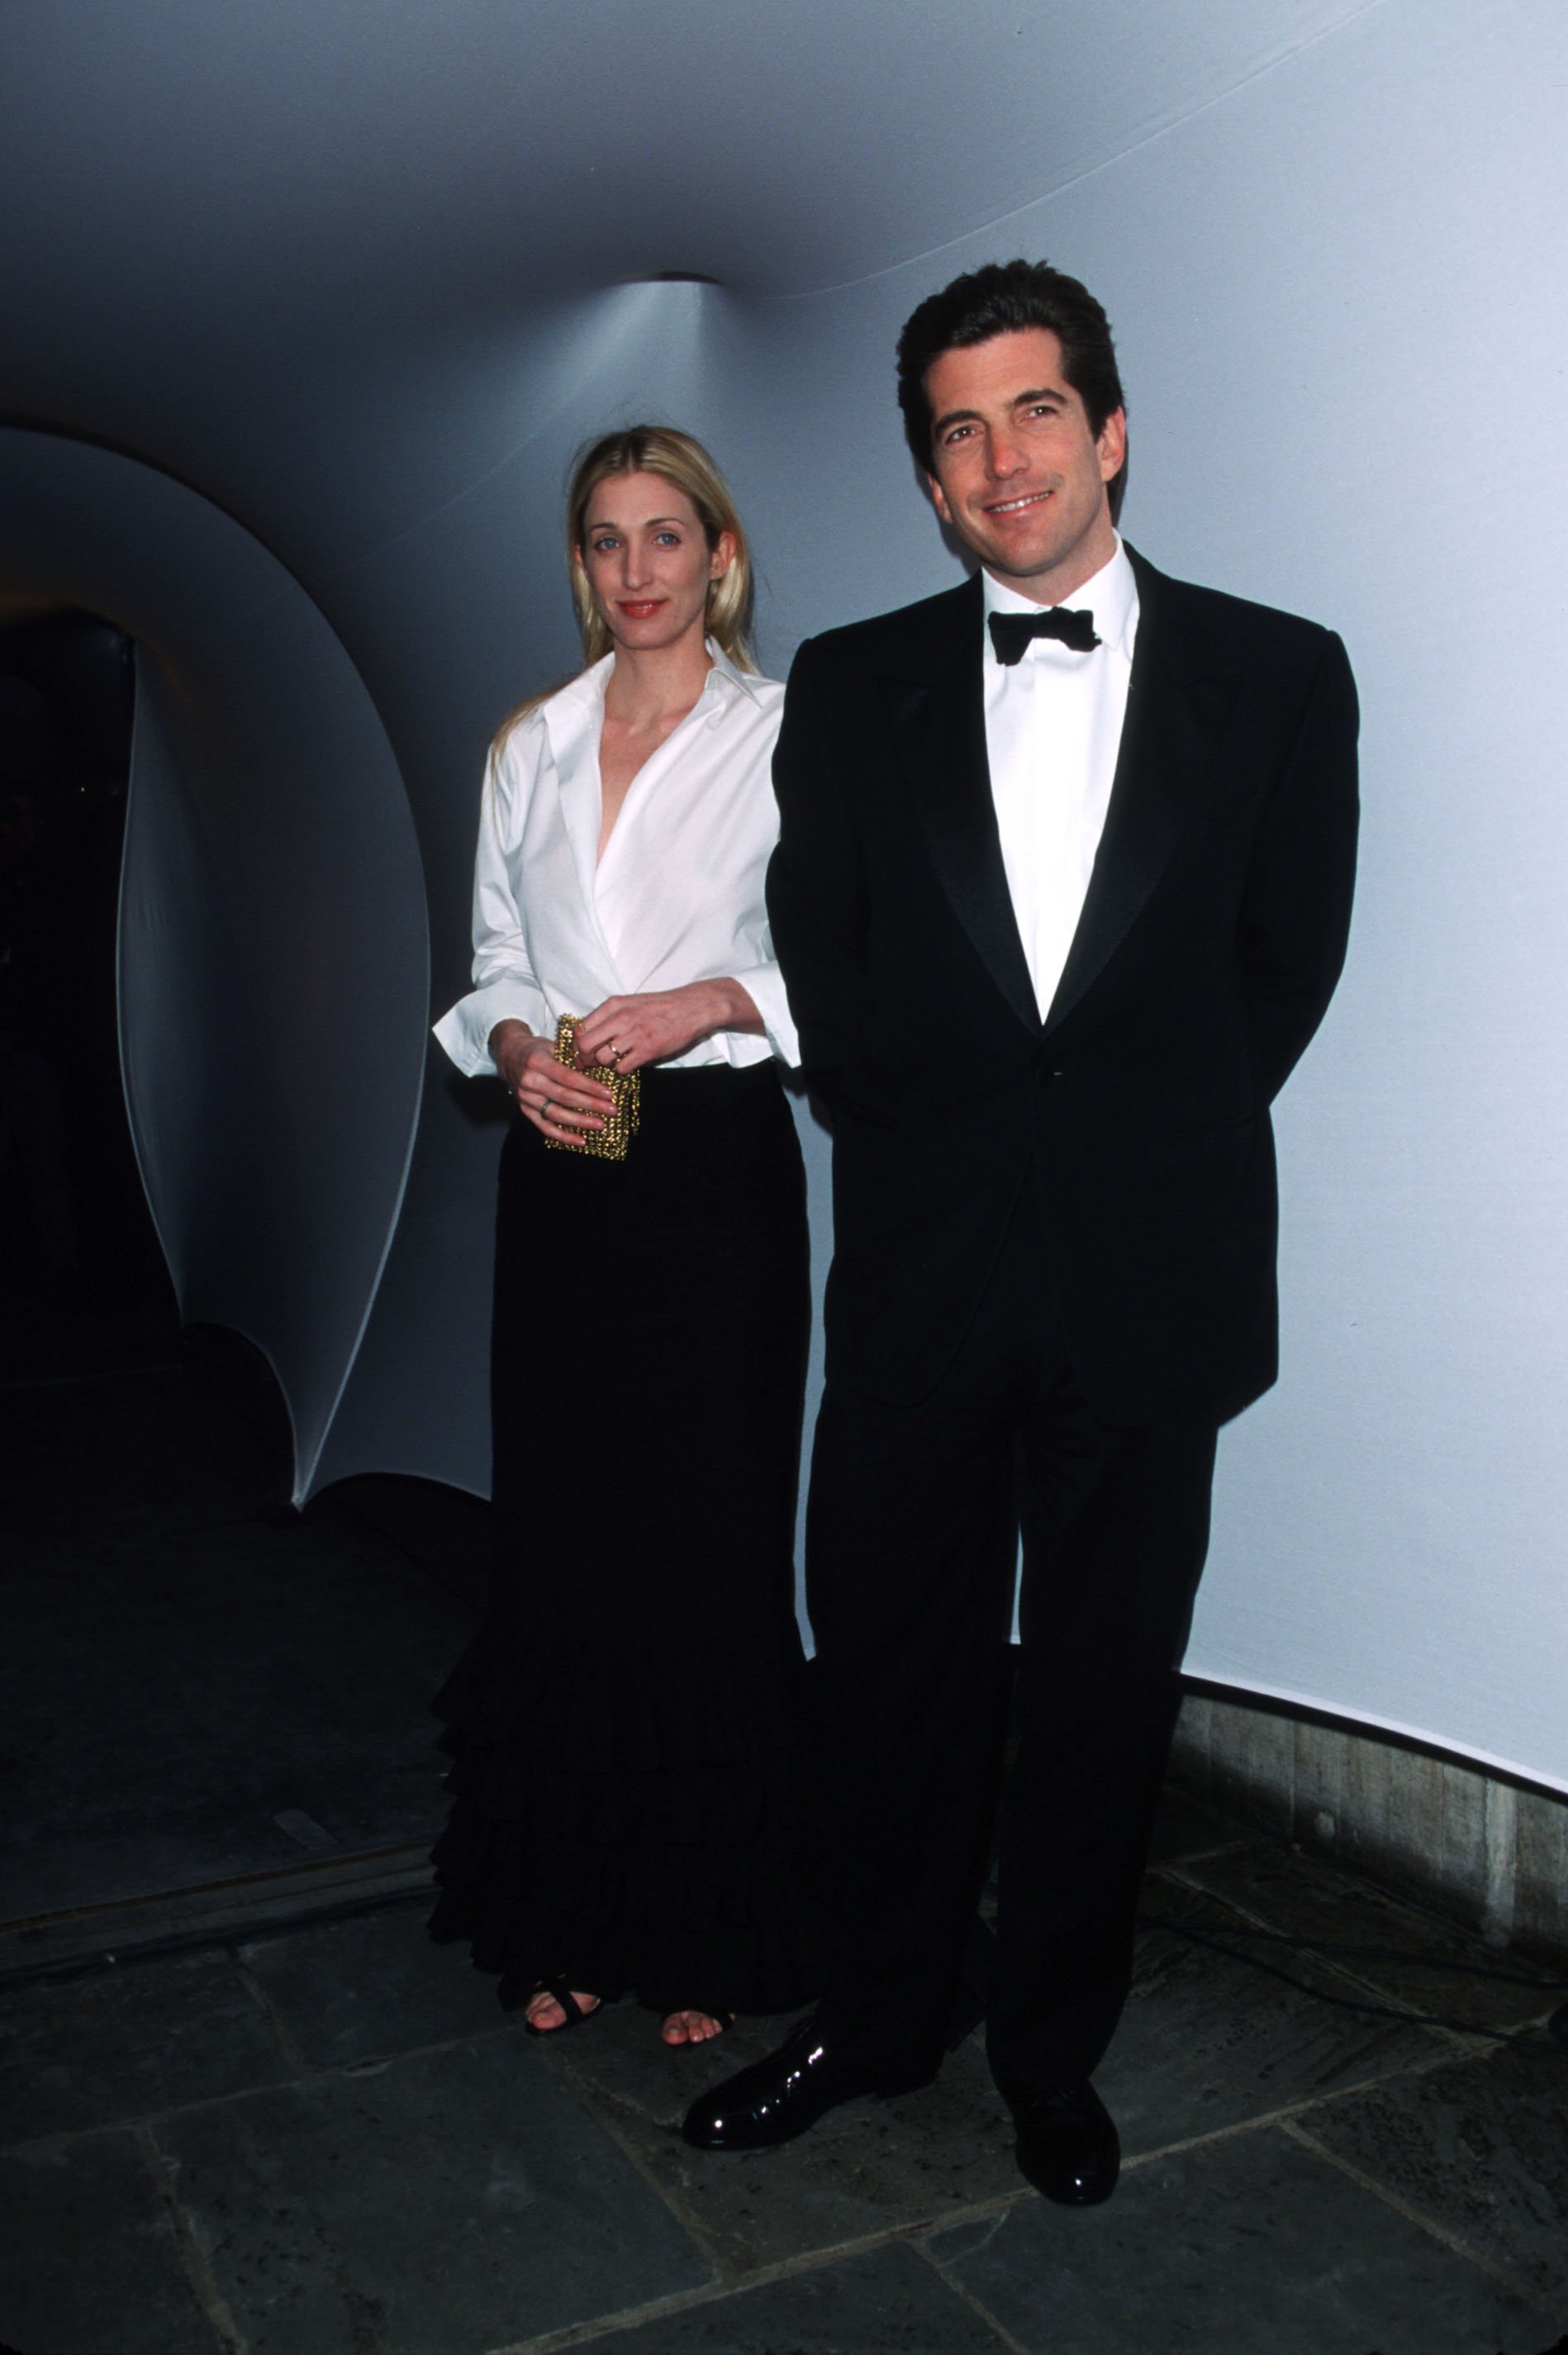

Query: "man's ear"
left=1097, top=409, right=1127, bottom=483
left=927, top=471, right=954, bottom=526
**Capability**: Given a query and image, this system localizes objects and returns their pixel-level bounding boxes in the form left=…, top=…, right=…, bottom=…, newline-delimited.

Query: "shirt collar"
left=981, top=535, right=1137, bottom=659
left=704, top=640, right=766, bottom=705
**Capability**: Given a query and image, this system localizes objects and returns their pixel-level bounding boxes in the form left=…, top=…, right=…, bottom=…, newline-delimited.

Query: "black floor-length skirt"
left=429, top=1060, right=820, bottom=2016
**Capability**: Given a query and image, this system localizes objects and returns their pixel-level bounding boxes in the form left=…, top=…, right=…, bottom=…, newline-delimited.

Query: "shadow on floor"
left=2, top=1336, right=1566, bottom=2353
left=0, top=1327, right=478, bottom=1969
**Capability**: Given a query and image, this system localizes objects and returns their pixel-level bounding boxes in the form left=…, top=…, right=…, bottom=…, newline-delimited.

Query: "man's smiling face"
left=924, top=327, right=1125, bottom=606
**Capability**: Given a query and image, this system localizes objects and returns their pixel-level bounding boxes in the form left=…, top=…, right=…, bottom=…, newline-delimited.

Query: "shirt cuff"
left=729, top=960, right=799, bottom=1068
left=432, top=980, right=551, bottom=1077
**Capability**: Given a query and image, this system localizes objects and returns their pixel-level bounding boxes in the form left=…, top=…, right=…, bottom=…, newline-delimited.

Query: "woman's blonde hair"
left=494, top=426, right=756, bottom=749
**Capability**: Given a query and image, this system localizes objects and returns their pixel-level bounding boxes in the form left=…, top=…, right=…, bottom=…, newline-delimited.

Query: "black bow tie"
left=988, top=607, right=1101, bottom=664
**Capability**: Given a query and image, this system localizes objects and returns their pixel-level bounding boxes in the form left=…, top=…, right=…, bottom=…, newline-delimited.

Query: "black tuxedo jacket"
left=766, top=546, right=1359, bottom=1427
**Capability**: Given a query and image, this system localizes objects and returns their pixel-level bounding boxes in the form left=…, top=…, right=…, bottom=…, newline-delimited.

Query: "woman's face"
left=577, top=470, right=734, bottom=659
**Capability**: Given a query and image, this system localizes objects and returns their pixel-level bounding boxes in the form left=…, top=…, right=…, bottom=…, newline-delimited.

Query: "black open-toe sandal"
left=513, top=1978, right=604, bottom=2037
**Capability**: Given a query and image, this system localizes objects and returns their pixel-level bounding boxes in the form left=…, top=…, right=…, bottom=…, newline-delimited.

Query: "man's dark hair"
left=896, top=259, right=1128, bottom=524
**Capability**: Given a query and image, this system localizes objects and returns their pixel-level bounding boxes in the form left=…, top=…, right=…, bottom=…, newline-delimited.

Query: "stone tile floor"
left=3, top=1336, right=1566, bottom=2352
left=3, top=1792, right=1566, bottom=2355
left=1, top=1355, right=475, bottom=1925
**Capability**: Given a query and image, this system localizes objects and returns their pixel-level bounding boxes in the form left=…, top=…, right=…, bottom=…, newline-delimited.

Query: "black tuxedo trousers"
left=808, top=1158, right=1217, bottom=2091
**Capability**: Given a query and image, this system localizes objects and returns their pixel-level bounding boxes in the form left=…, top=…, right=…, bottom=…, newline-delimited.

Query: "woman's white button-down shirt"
left=434, top=645, right=798, bottom=1076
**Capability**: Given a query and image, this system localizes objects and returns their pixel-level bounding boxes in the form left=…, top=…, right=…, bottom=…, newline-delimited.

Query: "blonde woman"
left=430, top=429, right=817, bottom=2048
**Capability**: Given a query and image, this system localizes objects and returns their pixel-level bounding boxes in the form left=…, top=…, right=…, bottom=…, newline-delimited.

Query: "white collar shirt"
left=981, top=537, right=1138, bottom=1022
left=434, top=644, right=796, bottom=1074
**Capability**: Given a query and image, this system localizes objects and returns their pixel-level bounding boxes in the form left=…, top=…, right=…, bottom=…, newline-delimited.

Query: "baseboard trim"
left=0, top=1842, right=435, bottom=1988
left=1171, top=1686, right=1568, bottom=1970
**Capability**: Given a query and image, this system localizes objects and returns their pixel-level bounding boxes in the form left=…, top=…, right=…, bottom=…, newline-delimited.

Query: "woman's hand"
left=488, top=1020, right=615, bottom=1147
left=574, top=981, right=760, bottom=1074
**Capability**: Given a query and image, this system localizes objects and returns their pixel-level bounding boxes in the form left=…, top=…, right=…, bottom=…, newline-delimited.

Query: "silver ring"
left=539, top=1099, right=552, bottom=1119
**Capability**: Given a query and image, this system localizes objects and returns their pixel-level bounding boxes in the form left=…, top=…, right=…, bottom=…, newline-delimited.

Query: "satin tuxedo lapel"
left=883, top=577, right=1040, bottom=1036
left=882, top=559, right=1243, bottom=1042
left=1043, top=549, right=1242, bottom=1035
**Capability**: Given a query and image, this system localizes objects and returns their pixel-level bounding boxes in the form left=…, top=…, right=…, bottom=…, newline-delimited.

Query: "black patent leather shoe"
left=1011, top=2081, right=1120, bottom=2205
left=681, top=2017, right=937, bottom=2152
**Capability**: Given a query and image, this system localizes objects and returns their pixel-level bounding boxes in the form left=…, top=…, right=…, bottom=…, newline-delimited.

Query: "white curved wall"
left=0, top=431, right=428, bottom=1496
left=2, top=0, right=1565, bottom=1788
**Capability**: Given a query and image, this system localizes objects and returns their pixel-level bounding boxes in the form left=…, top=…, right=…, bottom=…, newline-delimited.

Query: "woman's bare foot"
left=523, top=1986, right=601, bottom=2034
left=660, top=2008, right=736, bottom=2046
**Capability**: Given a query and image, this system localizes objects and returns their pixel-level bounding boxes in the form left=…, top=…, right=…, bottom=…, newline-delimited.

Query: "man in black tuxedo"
left=683, top=260, right=1358, bottom=2202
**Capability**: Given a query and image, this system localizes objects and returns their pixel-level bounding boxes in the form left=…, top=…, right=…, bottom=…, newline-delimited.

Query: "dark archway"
left=0, top=608, right=176, bottom=1377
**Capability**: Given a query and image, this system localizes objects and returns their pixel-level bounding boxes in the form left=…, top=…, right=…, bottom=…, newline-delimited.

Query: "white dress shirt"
left=981, top=538, right=1138, bottom=1021
left=434, top=645, right=797, bottom=1075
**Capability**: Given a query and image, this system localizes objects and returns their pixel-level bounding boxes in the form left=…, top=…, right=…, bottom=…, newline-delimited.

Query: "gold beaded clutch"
left=544, top=1014, right=640, bottom=1160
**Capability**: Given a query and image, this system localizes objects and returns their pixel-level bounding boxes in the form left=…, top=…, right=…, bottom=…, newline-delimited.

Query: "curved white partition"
left=0, top=431, right=428, bottom=1498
